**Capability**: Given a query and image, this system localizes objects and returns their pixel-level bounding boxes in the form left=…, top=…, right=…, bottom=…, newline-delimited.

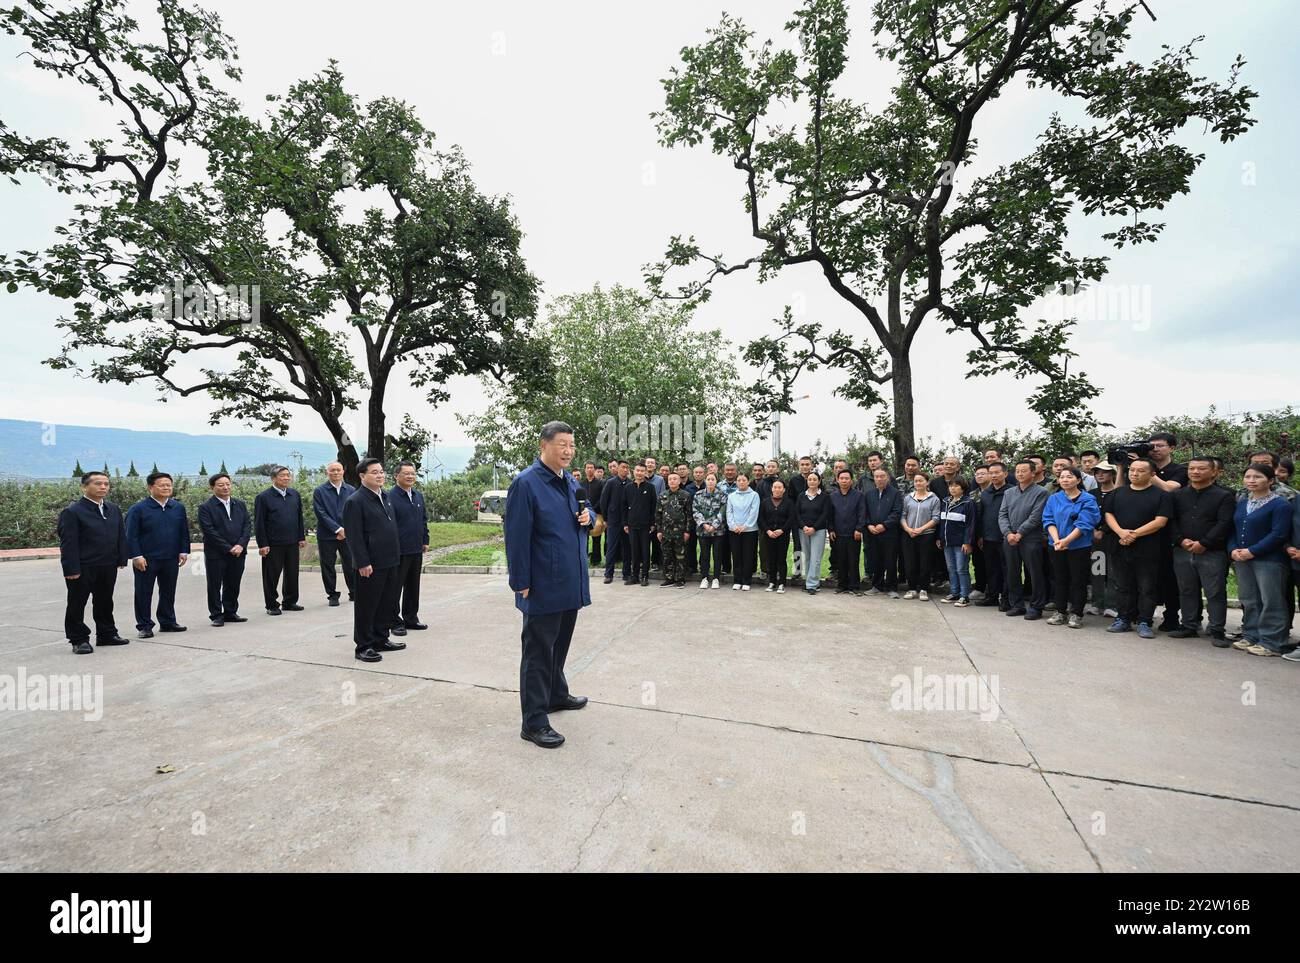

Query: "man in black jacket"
left=253, top=467, right=306, bottom=615
left=311, top=462, right=356, bottom=606
left=197, top=473, right=252, bottom=626
left=976, top=462, right=1009, bottom=609
left=342, top=458, right=405, bottom=663
left=600, top=460, right=631, bottom=584
left=863, top=468, right=902, bottom=597
left=390, top=460, right=430, bottom=634
left=624, top=463, right=658, bottom=587
left=585, top=462, right=605, bottom=567
left=58, top=471, right=129, bottom=654
left=1168, top=455, right=1235, bottom=644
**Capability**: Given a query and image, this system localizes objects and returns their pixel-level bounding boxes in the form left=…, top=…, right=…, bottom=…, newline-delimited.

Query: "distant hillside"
left=0, top=419, right=472, bottom=479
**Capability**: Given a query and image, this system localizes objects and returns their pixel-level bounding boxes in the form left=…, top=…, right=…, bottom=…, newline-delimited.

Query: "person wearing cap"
left=1087, top=461, right=1121, bottom=617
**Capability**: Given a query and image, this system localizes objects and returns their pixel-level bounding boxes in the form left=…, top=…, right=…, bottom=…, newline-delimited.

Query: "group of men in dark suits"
left=58, top=461, right=429, bottom=658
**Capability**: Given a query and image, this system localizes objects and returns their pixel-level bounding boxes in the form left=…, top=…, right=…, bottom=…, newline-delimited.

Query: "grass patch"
left=433, top=544, right=504, bottom=567
left=427, top=522, right=501, bottom=550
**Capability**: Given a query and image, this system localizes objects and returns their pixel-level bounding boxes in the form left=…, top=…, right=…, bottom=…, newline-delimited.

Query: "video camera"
left=1107, top=441, right=1154, bottom=465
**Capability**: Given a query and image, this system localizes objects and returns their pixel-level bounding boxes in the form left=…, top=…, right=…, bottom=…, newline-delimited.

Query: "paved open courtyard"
left=1, top=554, right=1297, bottom=872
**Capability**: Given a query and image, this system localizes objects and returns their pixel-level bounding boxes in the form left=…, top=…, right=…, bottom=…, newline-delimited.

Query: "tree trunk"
left=890, top=349, right=915, bottom=471
left=367, top=366, right=390, bottom=470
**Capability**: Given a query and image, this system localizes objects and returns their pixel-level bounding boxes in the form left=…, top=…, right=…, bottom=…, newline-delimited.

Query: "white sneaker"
left=1083, top=604, right=1101, bottom=616
left=765, top=583, right=774, bottom=592
left=741, top=584, right=751, bottom=591
left=968, top=590, right=985, bottom=601
left=776, top=584, right=785, bottom=594
left=700, top=578, right=709, bottom=589
left=1103, top=608, right=1118, bottom=619
left=732, top=583, right=741, bottom=591
left=711, top=579, right=721, bottom=590
left=918, top=590, right=930, bottom=602
left=903, top=591, right=917, bottom=600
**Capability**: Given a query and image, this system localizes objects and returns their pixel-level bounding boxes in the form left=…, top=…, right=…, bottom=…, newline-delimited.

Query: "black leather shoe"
left=1005, top=607, right=1026, bottom=617
left=355, top=647, right=382, bottom=663
left=266, top=608, right=282, bottom=616
left=1168, top=627, right=1198, bottom=639
left=1210, top=633, right=1231, bottom=648
left=974, top=598, right=999, bottom=607
left=347, top=594, right=354, bottom=602
left=405, top=622, right=428, bottom=631
left=328, top=597, right=340, bottom=607
left=159, top=623, right=187, bottom=632
left=138, top=629, right=154, bottom=638
left=71, top=641, right=93, bottom=655
left=391, top=625, right=408, bottom=637
left=1157, top=620, right=1179, bottom=633
left=549, top=695, right=588, bottom=712
left=97, top=635, right=129, bottom=646
left=374, top=639, right=406, bottom=652
left=520, top=726, right=565, bottom=748
left=282, top=603, right=304, bottom=611
left=210, top=617, right=225, bottom=627
left=603, top=575, right=613, bottom=584
left=1023, top=609, right=1042, bottom=621
left=640, top=577, right=649, bottom=586
left=224, top=614, right=247, bottom=623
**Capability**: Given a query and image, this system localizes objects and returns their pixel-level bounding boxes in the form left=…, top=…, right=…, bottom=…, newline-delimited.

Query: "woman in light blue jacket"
left=1042, top=466, right=1101, bottom=627
left=726, top=473, right=761, bottom=591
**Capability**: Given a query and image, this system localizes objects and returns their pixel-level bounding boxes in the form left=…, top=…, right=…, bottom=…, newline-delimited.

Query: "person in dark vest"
left=254, top=466, right=306, bottom=615
left=197, top=473, right=251, bottom=626
left=505, top=421, right=594, bottom=749
left=125, top=471, right=190, bottom=638
left=389, top=460, right=430, bottom=634
left=343, top=457, right=405, bottom=663
left=311, top=461, right=356, bottom=607
left=59, top=471, right=129, bottom=654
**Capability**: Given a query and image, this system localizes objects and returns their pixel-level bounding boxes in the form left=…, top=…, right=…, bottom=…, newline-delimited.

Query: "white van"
left=476, top=490, right=508, bottom=523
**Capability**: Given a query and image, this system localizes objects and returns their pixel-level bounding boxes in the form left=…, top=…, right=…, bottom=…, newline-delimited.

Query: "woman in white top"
left=900, top=471, right=941, bottom=600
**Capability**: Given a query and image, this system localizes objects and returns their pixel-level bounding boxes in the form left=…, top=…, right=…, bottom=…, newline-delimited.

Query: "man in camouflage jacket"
left=656, top=471, right=694, bottom=587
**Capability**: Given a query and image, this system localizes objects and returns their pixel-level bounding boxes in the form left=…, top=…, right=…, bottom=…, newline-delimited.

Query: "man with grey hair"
left=504, top=421, right=595, bottom=749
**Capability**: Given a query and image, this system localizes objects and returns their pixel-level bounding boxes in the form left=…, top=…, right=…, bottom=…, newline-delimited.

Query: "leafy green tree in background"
left=460, top=284, right=753, bottom=469
left=126, top=461, right=138, bottom=477
left=0, top=0, right=546, bottom=483
left=647, top=0, right=1256, bottom=468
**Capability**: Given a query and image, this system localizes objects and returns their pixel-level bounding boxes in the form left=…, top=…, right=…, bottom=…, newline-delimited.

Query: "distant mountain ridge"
left=0, top=419, right=472, bottom=479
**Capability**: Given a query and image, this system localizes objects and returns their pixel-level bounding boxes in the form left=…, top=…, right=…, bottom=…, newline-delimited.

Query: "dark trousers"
left=834, top=533, right=861, bottom=588
left=589, top=532, right=603, bottom=566
left=1004, top=538, right=1046, bottom=611
left=733, top=530, right=758, bottom=585
left=661, top=535, right=688, bottom=582
left=395, top=552, right=423, bottom=625
left=134, top=557, right=180, bottom=630
left=204, top=548, right=245, bottom=619
left=628, top=527, right=651, bottom=581
left=262, top=543, right=300, bottom=609
left=603, top=525, right=630, bottom=580
left=353, top=564, right=400, bottom=653
left=65, top=564, right=119, bottom=643
left=1157, top=541, right=1180, bottom=625
left=520, top=607, right=577, bottom=731
left=718, top=530, right=732, bottom=574
left=650, top=530, right=662, bottom=568
left=698, top=536, right=721, bottom=579
left=685, top=528, right=698, bottom=572
left=900, top=535, right=931, bottom=591
left=971, top=541, right=987, bottom=592
left=1113, top=549, right=1159, bottom=625
left=766, top=532, right=790, bottom=585
left=866, top=531, right=898, bottom=591
left=318, top=537, right=355, bottom=600
left=982, top=539, right=1006, bottom=605
left=1050, top=546, right=1091, bottom=616
left=1172, top=546, right=1229, bottom=635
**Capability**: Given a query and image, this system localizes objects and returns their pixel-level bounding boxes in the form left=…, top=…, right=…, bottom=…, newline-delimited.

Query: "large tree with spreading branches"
left=0, top=0, right=546, bottom=481
left=646, top=0, right=1255, bottom=465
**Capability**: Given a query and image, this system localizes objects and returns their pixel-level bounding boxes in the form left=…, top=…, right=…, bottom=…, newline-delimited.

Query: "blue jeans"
left=800, top=529, right=827, bottom=589
left=1235, top=559, right=1289, bottom=651
left=944, top=545, right=971, bottom=598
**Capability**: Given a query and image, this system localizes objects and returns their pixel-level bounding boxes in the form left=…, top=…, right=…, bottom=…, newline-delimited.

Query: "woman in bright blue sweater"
left=1042, top=466, right=1102, bottom=628
left=726, top=474, right=761, bottom=591
left=1229, top=464, right=1293, bottom=655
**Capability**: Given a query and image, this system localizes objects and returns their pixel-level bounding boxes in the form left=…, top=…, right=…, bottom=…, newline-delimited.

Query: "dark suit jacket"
left=342, top=487, right=400, bottom=570
left=58, top=497, right=127, bottom=576
left=198, top=497, right=252, bottom=554
left=312, top=481, right=356, bottom=538
left=254, top=487, right=305, bottom=546
left=863, top=485, right=903, bottom=531
left=599, top=477, right=629, bottom=525
left=390, top=485, right=430, bottom=556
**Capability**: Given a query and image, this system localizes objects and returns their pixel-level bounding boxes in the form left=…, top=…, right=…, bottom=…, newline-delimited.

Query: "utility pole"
left=773, top=394, right=811, bottom=461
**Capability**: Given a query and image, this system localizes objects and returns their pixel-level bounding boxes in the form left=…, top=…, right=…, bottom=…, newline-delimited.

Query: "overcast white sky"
left=1, top=0, right=1296, bottom=462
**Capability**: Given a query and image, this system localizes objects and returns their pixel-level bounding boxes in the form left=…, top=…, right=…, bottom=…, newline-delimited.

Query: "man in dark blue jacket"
left=504, top=421, right=595, bottom=749
left=254, top=467, right=306, bottom=615
left=863, top=468, right=902, bottom=597
left=600, top=460, right=631, bottom=584
left=125, top=471, right=190, bottom=638
left=828, top=469, right=867, bottom=593
left=390, top=460, right=430, bottom=634
left=311, top=462, right=356, bottom=607
left=342, top=458, right=404, bottom=663
left=59, top=471, right=129, bottom=654
left=197, top=473, right=252, bottom=626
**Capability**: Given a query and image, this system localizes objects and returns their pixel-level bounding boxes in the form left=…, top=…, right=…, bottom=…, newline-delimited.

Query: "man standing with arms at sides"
left=504, top=421, right=593, bottom=749
left=600, top=460, right=632, bottom=584
left=969, top=465, right=991, bottom=599
left=644, top=456, right=665, bottom=571
left=863, top=468, right=902, bottom=598
left=999, top=460, right=1049, bottom=620
left=828, top=469, right=866, bottom=594
left=656, top=471, right=693, bottom=587
left=624, top=462, right=658, bottom=587
left=1142, top=432, right=1187, bottom=632
left=683, top=464, right=703, bottom=577
left=975, top=462, right=1009, bottom=609
left=717, top=463, right=740, bottom=577
left=344, top=458, right=405, bottom=664
left=254, top=466, right=306, bottom=616
left=125, top=471, right=189, bottom=639
left=1168, top=455, right=1235, bottom=645
left=390, top=460, right=430, bottom=636
left=1105, top=458, right=1173, bottom=639
left=59, top=471, right=129, bottom=654
left=586, top=461, right=605, bottom=568
left=312, top=461, right=355, bottom=607
left=788, top=456, right=813, bottom=578
left=198, top=473, right=251, bottom=627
